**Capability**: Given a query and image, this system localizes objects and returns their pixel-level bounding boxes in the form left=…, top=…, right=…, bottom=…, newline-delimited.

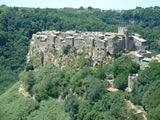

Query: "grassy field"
left=0, top=82, right=70, bottom=120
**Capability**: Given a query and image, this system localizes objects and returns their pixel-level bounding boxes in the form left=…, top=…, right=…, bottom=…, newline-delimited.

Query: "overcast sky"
left=0, top=0, right=160, bottom=10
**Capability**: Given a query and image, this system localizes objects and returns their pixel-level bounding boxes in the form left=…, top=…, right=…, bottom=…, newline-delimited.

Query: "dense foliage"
left=19, top=60, right=109, bottom=101
left=0, top=83, right=70, bottom=120
left=0, top=5, right=160, bottom=120
left=1, top=5, right=160, bottom=94
left=131, top=60, right=160, bottom=119
left=113, top=56, right=140, bottom=90
left=16, top=56, right=142, bottom=120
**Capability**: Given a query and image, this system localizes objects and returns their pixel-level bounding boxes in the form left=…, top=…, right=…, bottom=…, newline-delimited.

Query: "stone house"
left=27, top=27, right=152, bottom=65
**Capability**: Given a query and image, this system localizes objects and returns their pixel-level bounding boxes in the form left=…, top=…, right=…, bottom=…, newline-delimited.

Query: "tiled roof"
left=108, top=35, right=116, bottom=39
left=128, top=51, right=136, bottom=54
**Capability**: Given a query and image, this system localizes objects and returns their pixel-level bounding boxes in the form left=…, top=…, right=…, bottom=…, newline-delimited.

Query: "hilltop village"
left=27, top=27, right=160, bottom=69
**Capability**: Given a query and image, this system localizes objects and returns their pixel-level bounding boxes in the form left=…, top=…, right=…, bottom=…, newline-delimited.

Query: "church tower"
left=118, top=27, right=128, bottom=50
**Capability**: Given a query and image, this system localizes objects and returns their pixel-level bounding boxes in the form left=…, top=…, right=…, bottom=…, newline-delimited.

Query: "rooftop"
left=142, top=58, right=152, bottom=62
left=133, top=36, right=146, bottom=42
left=108, top=35, right=116, bottom=39
left=107, top=87, right=119, bottom=92
left=59, top=37, right=64, bottom=40
left=128, top=51, right=136, bottom=54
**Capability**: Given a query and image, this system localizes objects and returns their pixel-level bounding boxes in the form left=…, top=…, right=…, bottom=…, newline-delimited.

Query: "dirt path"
left=18, top=83, right=31, bottom=98
left=126, top=100, right=147, bottom=120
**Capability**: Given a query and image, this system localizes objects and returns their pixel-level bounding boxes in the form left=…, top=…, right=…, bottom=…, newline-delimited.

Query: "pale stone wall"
left=27, top=27, right=151, bottom=69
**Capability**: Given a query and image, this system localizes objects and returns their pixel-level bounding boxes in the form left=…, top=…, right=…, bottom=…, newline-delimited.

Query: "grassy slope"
left=0, top=82, right=70, bottom=120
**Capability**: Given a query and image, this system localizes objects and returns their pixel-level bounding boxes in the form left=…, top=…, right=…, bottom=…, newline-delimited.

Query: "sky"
left=0, top=0, right=160, bottom=10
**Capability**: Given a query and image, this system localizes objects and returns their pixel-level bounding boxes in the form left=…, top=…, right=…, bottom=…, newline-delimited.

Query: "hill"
left=0, top=82, right=70, bottom=120
left=1, top=54, right=160, bottom=119
left=0, top=5, right=160, bottom=120
left=1, top=5, right=160, bottom=95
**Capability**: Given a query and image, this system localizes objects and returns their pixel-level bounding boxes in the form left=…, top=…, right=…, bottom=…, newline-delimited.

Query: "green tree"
left=114, top=72, right=128, bottom=90
left=62, top=45, right=71, bottom=55
left=113, top=56, right=139, bottom=90
left=86, top=75, right=107, bottom=104
left=131, top=60, right=160, bottom=105
left=65, top=94, right=79, bottom=120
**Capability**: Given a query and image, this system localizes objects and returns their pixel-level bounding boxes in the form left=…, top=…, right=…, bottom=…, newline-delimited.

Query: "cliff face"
left=27, top=28, right=135, bottom=69
left=27, top=45, right=56, bottom=68
left=26, top=33, right=114, bottom=69
left=26, top=43, right=98, bottom=69
left=27, top=45, right=72, bottom=69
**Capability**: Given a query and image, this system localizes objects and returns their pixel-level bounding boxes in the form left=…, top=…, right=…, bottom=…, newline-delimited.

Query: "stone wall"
left=27, top=27, right=150, bottom=68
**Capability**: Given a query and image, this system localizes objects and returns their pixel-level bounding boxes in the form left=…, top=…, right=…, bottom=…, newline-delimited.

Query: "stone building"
left=128, top=73, right=138, bottom=92
left=132, top=35, right=148, bottom=50
left=27, top=27, right=151, bottom=66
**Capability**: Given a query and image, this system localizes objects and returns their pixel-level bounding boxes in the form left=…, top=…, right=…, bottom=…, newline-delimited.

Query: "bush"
left=114, top=72, right=129, bottom=90
left=63, top=45, right=71, bottom=55
left=65, top=94, right=79, bottom=120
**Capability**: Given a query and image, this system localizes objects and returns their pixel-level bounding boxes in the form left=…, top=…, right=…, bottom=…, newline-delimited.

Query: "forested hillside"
left=2, top=54, right=160, bottom=120
left=1, top=5, right=160, bottom=94
left=1, top=5, right=160, bottom=120
left=0, top=56, right=143, bottom=120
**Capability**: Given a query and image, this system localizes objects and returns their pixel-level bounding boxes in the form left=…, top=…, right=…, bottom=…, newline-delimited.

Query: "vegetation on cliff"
left=1, top=5, right=160, bottom=94
left=0, top=82, right=70, bottom=120
left=131, top=60, right=160, bottom=119
left=0, top=5, right=160, bottom=120
left=17, top=55, right=142, bottom=120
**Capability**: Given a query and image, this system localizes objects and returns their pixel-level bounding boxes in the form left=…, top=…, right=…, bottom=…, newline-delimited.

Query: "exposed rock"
left=18, top=83, right=31, bottom=98
left=26, top=27, right=150, bottom=69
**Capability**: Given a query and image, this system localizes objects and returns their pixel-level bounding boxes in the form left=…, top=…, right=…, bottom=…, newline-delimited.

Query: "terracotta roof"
left=128, top=51, right=136, bottom=54
left=108, top=35, right=116, bottom=39
left=107, top=87, right=119, bottom=92
left=59, top=37, right=64, bottom=40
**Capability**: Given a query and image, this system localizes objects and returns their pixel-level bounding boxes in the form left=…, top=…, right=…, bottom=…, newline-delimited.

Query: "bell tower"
left=118, top=27, right=128, bottom=50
